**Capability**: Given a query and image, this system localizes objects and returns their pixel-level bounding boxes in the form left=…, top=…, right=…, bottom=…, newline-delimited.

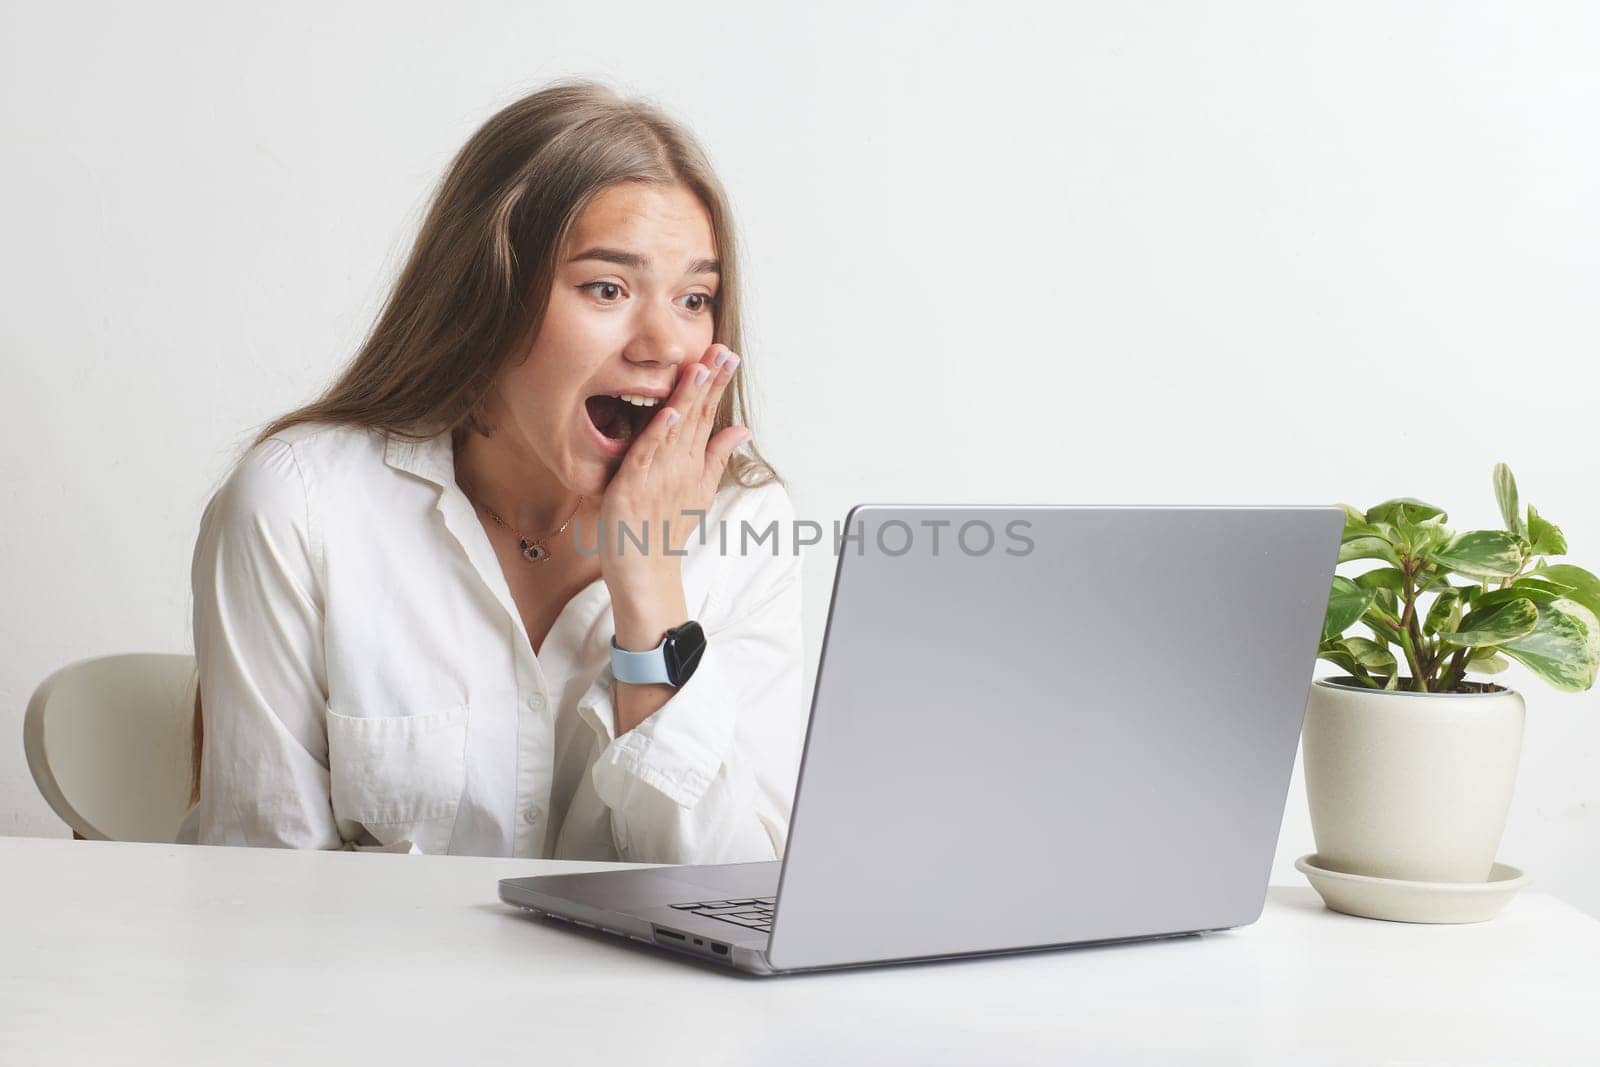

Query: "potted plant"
left=1299, top=464, right=1600, bottom=921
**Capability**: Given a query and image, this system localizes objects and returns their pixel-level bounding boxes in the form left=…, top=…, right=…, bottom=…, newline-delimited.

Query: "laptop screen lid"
left=764, top=504, right=1343, bottom=972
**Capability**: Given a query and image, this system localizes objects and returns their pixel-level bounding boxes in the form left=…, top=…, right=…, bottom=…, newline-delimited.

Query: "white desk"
left=4, top=835, right=1597, bottom=1065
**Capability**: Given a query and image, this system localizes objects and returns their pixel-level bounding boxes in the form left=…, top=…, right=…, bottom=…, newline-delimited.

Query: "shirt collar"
left=382, top=423, right=456, bottom=490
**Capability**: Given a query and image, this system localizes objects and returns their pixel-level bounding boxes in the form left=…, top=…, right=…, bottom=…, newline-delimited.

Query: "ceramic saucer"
left=1294, top=854, right=1529, bottom=924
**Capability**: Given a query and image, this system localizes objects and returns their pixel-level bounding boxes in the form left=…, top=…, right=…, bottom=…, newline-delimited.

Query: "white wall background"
left=4, top=2, right=1598, bottom=913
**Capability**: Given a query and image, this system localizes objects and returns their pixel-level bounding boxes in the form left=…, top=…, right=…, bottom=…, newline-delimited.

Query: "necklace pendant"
left=519, top=538, right=549, bottom=563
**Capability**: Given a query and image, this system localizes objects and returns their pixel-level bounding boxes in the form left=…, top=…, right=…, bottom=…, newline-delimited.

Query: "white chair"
left=24, top=653, right=199, bottom=842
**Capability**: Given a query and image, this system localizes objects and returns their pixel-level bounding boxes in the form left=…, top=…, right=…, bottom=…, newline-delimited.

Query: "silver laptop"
left=500, top=504, right=1344, bottom=975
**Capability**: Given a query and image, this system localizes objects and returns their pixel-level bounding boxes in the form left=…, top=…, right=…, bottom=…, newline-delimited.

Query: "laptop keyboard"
left=668, top=896, right=776, bottom=932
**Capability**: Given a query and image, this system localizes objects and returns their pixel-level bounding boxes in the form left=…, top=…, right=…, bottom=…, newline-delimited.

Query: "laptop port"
left=653, top=926, right=732, bottom=962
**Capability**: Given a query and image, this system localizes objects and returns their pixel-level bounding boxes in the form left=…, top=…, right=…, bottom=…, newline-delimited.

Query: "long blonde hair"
left=189, top=79, right=779, bottom=808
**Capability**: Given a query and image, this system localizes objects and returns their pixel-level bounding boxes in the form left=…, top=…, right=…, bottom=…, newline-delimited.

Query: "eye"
left=579, top=282, right=625, bottom=303
left=578, top=282, right=718, bottom=314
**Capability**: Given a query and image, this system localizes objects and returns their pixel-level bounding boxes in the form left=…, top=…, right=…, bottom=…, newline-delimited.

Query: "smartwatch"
left=610, top=620, right=707, bottom=687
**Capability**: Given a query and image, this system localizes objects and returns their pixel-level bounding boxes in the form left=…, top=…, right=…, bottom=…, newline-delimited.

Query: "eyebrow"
left=567, top=246, right=721, bottom=277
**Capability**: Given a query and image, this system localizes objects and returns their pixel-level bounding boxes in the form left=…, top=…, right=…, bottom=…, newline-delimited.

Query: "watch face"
left=662, top=620, right=706, bottom=686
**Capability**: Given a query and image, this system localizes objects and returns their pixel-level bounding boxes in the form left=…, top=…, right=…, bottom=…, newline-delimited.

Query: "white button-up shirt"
left=176, top=422, right=806, bottom=863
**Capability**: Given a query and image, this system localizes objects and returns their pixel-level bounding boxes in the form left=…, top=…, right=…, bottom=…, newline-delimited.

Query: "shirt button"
left=523, top=805, right=543, bottom=825
left=525, top=693, right=547, bottom=712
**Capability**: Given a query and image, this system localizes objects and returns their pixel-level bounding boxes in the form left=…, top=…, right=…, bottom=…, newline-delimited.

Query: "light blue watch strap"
left=610, top=635, right=672, bottom=685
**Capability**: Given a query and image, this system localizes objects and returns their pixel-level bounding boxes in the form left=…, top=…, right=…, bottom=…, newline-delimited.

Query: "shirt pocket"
left=325, top=702, right=470, bottom=853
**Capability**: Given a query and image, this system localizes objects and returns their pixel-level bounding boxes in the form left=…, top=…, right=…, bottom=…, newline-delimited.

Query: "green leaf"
left=1318, top=638, right=1354, bottom=670
left=1344, top=636, right=1397, bottom=678
left=1340, top=522, right=1373, bottom=542
left=1318, top=637, right=1394, bottom=686
left=1526, top=504, right=1568, bottom=557
left=1317, top=638, right=1368, bottom=682
left=1367, top=498, right=1448, bottom=526
left=1339, top=537, right=1400, bottom=566
left=1437, top=597, right=1539, bottom=649
left=1424, top=588, right=1464, bottom=637
left=1396, top=518, right=1453, bottom=559
left=1500, top=598, right=1600, bottom=692
left=1474, top=581, right=1567, bottom=612
left=1511, top=576, right=1576, bottom=603
left=1365, top=620, right=1403, bottom=647
left=1355, top=567, right=1405, bottom=593
left=1341, top=516, right=1398, bottom=541
left=1357, top=581, right=1403, bottom=641
left=1416, top=572, right=1460, bottom=595
left=1467, top=649, right=1511, bottom=675
left=1362, top=603, right=1404, bottom=644
left=1493, top=463, right=1525, bottom=537
left=1530, top=564, right=1600, bottom=623
left=1427, top=530, right=1525, bottom=579
left=1323, top=576, right=1376, bottom=640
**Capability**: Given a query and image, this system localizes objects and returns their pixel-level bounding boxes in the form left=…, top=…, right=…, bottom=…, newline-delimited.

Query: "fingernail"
left=693, top=365, right=710, bottom=385
left=713, top=348, right=734, bottom=368
left=665, top=408, right=681, bottom=427
left=726, top=356, right=740, bottom=373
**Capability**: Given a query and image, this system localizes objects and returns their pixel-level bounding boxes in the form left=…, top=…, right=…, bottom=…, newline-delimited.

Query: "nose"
left=621, top=296, right=691, bottom=372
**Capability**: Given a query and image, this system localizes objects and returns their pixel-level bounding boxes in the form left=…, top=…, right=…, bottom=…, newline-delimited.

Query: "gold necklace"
left=460, top=481, right=584, bottom=563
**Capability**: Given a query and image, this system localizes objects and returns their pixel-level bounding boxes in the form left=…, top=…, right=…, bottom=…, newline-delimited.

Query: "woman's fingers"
left=684, top=351, right=719, bottom=447
left=625, top=404, right=680, bottom=474
left=703, top=424, right=751, bottom=494
left=687, top=346, right=739, bottom=458
left=703, top=348, right=739, bottom=435
left=625, top=344, right=741, bottom=485
left=664, top=354, right=713, bottom=449
left=692, top=349, right=743, bottom=497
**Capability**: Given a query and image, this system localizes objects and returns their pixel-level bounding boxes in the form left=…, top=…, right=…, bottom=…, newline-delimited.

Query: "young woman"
left=177, top=80, right=805, bottom=863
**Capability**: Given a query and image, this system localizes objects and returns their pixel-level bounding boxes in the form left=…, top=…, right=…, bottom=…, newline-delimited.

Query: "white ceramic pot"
left=1302, top=677, right=1525, bottom=883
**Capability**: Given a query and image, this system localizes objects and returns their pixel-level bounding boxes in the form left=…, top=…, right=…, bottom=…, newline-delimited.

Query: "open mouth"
left=583, top=394, right=660, bottom=444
